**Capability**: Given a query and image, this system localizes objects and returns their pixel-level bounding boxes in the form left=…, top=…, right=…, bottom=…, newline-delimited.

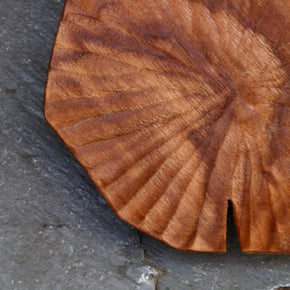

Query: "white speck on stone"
left=271, top=284, right=290, bottom=290
left=126, top=265, right=159, bottom=288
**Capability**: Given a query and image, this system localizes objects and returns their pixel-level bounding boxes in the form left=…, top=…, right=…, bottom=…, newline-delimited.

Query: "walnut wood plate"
left=45, top=0, right=290, bottom=253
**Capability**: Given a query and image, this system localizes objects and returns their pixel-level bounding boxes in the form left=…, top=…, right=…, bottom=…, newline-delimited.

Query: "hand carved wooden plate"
left=45, top=0, right=290, bottom=253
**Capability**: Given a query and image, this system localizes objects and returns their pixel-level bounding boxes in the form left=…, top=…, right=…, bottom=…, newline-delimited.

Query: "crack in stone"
left=138, top=231, right=162, bottom=290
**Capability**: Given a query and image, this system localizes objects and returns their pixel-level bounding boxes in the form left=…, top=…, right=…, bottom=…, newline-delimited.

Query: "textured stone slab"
left=0, top=0, right=289, bottom=289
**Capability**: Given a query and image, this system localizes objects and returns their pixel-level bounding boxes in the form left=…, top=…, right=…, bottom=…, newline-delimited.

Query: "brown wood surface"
left=45, top=0, right=290, bottom=253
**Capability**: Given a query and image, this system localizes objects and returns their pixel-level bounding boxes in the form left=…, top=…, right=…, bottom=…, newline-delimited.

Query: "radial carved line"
left=120, top=141, right=197, bottom=223
left=48, top=91, right=188, bottom=129
left=159, top=108, right=232, bottom=246
left=91, top=98, right=230, bottom=186
left=185, top=115, right=234, bottom=248
left=102, top=133, right=187, bottom=209
left=115, top=137, right=191, bottom=212
left=91, top=126, right=189, bottom=186
left=140, top=150, right=202, bottom=235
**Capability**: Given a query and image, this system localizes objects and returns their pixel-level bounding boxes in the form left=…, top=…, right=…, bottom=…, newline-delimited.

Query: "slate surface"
left=0, top=1, right=289, bottom=289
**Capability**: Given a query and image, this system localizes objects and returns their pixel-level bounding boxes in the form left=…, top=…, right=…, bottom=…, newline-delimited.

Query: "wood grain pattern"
left=45, top=0, right=290, bottom=253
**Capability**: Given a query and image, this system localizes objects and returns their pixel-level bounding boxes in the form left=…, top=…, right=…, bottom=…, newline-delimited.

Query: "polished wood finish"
left=45, top=0, right=290, bottom=253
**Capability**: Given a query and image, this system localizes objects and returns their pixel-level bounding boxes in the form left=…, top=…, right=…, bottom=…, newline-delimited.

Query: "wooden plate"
left=45, top=0, right=290, bottom=253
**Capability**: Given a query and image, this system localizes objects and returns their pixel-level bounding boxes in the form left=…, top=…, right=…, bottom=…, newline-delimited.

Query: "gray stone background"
left=0, top=0, right=289, bottom=289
